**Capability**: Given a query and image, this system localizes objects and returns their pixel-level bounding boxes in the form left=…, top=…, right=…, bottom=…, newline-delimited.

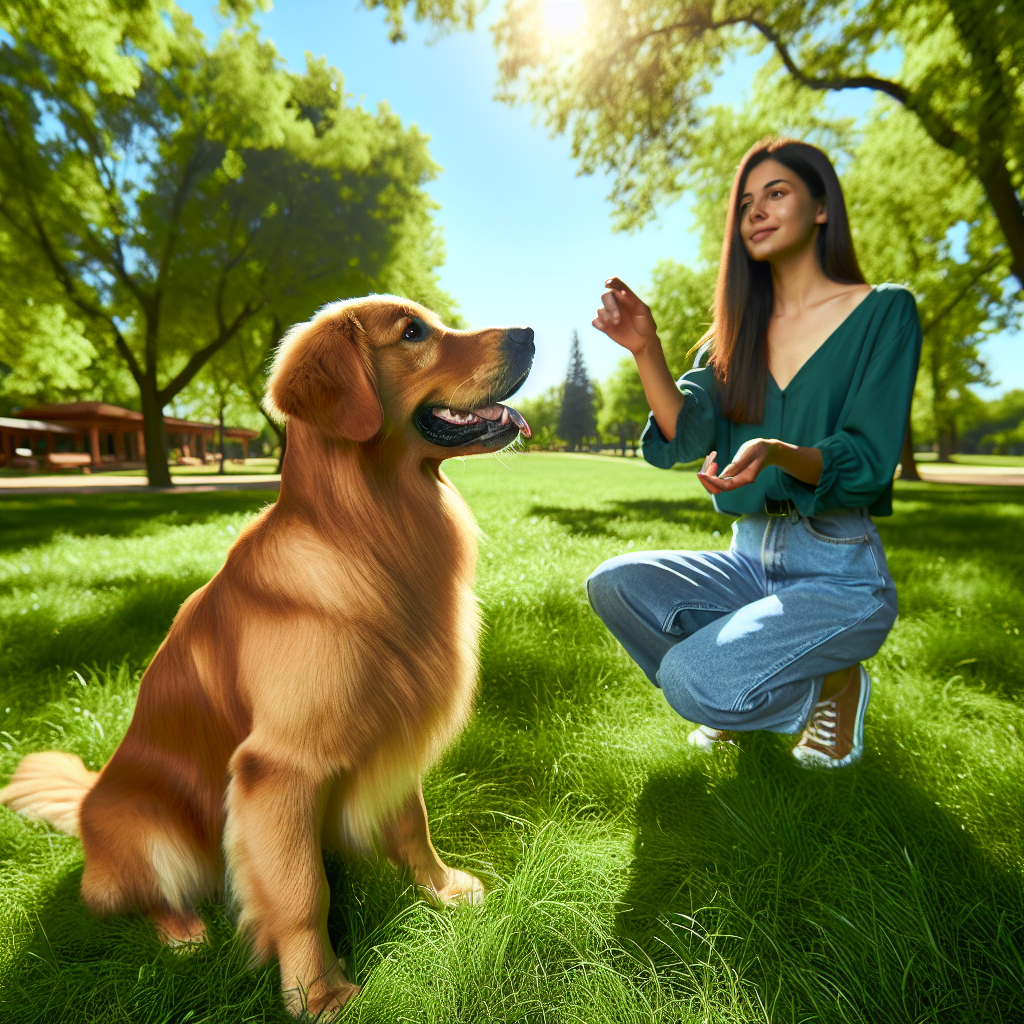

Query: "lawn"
left=0, top=454, right=1021, bottom=1023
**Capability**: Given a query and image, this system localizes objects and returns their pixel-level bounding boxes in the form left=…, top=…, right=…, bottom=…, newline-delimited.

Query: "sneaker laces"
left=804, top=699, right=838, bottom=747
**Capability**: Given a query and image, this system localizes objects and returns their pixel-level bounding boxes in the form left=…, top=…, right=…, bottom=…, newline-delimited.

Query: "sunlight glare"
left=543, top=1, right=586, bottom=38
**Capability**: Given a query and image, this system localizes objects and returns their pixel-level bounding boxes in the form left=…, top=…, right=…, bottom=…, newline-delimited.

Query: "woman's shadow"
left=615, top=735, right=1023, bottom=1021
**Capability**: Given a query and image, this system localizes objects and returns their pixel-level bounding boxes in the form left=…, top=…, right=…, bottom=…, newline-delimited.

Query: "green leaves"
left=488, top=0, right=1023, bottom=283
left=0, top=5, right=453, bottom=482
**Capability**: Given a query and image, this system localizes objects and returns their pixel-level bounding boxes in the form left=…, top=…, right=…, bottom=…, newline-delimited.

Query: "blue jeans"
left=586, top=510, right=898, bottom=734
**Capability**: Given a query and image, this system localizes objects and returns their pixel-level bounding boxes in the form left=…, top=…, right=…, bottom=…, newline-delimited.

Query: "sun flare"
left=542, top=0, right=586, bottom=38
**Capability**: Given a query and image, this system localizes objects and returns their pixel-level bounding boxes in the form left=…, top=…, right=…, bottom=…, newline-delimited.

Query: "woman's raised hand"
left=593, top=278, right=658, bottom=355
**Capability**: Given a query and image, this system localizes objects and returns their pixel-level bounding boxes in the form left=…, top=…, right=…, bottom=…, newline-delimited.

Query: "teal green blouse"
left=641, top=284, right=923, bottom=517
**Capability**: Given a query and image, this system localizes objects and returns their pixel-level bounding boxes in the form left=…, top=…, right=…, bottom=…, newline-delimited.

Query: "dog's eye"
left=402, top=318, right=428, bottom=342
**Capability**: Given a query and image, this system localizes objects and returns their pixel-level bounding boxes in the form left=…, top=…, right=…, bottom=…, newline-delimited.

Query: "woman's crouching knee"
left=585, top=554, right=638, bottom=625
left=656, top=648, right=736, bottom=729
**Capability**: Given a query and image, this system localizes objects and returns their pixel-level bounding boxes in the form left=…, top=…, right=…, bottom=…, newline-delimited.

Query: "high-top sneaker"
left=793, top=665, right=871, bottom=769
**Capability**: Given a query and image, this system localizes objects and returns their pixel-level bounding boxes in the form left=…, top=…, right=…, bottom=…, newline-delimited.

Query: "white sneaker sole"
left=687, top=726, right=736, bottom=751
left=793, top=666, right=871, bottom=769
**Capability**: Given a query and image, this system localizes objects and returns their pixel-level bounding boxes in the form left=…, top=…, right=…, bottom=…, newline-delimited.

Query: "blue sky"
left=180, top=0, right=1021, bottom=400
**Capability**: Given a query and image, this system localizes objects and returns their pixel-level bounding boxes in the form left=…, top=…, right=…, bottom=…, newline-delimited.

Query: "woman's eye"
left=402, top=320, right=426, bottom=341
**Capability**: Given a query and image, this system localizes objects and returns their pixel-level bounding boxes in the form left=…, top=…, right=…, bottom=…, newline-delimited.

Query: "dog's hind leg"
left=78, top=769, right=216, bottom=945
left=225, top=742, right=358, bottom=1019
left=381, top=782, right=485, bottom=906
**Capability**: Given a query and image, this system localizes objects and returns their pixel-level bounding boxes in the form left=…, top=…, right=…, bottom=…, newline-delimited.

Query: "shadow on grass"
left=0, top=491, right=274, bottom=553
left=617, top=741, right=1024, bottom=1022
left=1, top=576, right=208, bottom=711
left=0, top=869, right=286, bottom=1024
left=882, top=482, right=1024, bottom=561
left=530, top=498, right=725, bottom=537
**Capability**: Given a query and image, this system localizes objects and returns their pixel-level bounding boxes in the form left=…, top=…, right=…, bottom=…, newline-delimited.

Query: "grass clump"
left=0, top=455, right=1021, bottom=1022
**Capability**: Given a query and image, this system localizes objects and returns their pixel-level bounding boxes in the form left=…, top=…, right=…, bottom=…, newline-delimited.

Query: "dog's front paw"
left=427, top=867, right=485, bottom=906
left=301, top=981, right=360, bottom=1021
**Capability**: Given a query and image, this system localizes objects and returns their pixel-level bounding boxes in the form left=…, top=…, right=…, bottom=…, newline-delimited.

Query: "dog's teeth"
left=433, top=408, right=482, bottom=425
left=500, top=407, right=510, bottom=425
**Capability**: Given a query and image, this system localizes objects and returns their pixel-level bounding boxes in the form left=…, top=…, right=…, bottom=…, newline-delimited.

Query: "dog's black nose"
left=506, top=327, right=534, bottom=348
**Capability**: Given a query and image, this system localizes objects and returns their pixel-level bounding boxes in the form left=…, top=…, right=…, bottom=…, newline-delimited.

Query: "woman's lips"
left=750, top=227, right=777, bottom=243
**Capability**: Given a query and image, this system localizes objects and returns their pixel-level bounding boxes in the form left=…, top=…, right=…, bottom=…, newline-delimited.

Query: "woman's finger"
left=697, top=472, right=723, bottom=495
left=600, top=291, right=621, bottom=324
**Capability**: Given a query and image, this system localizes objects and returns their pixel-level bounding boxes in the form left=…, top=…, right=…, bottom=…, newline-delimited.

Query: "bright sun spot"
left=543, top=0, right=586, bottom=37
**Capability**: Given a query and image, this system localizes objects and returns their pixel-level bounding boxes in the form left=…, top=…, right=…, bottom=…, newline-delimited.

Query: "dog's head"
left=266, top=296, right=534, bottom=456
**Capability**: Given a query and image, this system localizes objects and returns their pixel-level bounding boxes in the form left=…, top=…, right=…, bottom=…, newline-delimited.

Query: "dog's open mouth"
left=433, top=404, right=531, bottom=436
left=414, top=402, right=531, bottom=448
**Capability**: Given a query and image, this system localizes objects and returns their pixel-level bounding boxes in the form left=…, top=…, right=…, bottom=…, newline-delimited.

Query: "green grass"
left=1, top=453, right=1021, bottom=1023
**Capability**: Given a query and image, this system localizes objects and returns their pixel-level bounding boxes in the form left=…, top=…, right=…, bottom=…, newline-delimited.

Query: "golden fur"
left=0, top=296, right=532, bottom=1017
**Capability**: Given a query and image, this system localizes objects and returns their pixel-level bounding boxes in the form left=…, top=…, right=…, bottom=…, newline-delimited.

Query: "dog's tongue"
left=470, top=404, right=531, bottom=438
left=506, top=408, right=531, bottom=438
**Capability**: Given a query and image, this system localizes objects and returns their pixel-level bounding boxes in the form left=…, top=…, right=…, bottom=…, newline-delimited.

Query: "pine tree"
left=558, top=331, right=597, bottom=451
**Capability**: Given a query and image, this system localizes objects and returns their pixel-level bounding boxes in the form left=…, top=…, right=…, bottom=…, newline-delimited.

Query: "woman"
left=587, top=137, right=922, bottom=768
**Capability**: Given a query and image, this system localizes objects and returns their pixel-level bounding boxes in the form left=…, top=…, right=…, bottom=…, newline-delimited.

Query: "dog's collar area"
left=414, top=403, right=530, bottom=448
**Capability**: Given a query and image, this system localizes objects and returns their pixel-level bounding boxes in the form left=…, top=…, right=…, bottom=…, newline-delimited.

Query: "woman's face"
left=738, top=158, right=827, bottom=262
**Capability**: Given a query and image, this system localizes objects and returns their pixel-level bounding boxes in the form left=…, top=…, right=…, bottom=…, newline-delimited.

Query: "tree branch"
left=157, top=300, right=263, bottom=405
left=920, top=253, right=1006, bottom=336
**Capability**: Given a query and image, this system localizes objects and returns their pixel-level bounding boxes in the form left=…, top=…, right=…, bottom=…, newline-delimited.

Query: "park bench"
left=46, top=452, right=94, bottom=472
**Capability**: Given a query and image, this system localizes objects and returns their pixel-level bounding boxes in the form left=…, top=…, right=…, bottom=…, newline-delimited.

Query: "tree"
left=598, top=357, right=649, bottom=455
left=843, top=105, right=1017, bottom=463
left=0, top=9, right=450, bottom=484
left=646, top=260, right=717, bottom=377
left=486, top=0, right=1023, bottom=289
left=558, top=331, right=597, bottom=450
left=961, top=389, right=1024, bottom=455
left=516, top=383, right=564, bottom=450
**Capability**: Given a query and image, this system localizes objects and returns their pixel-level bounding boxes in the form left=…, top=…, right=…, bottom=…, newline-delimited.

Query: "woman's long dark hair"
left=702, top=138, right=865, bottom=423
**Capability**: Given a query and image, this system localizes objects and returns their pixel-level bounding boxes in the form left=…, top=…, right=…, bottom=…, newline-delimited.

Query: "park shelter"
left=1, top=402, right=259, bottom=468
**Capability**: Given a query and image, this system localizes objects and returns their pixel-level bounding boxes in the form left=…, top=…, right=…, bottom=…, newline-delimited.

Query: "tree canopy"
left=489, top=0, right=1023, bottom=288
left=0, top=3, right=453, bottom=483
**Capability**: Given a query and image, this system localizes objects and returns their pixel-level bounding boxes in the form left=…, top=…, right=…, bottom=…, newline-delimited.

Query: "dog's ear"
left=265, top=312, right=383, bottom=442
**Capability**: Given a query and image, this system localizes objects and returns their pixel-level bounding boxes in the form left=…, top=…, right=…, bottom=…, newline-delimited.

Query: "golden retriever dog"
left=0, top=296, right=534, bottom=1017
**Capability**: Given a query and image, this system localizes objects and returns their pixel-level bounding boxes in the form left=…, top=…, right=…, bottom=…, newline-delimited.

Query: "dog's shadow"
left=615, top=738, right=1023, bottom=1018
left=0, top=865, right=292, bottom=1021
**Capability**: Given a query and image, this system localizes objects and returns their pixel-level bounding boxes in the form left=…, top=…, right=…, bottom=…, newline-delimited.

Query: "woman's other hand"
left=698, top=439, right=823, bottom=494
left=698, top=440, right=775, bottom=494
left=592, top=278, right=658, bottom=355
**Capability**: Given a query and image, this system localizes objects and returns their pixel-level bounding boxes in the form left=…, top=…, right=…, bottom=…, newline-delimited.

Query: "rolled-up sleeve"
left=791, top=304, right=922, bottom=514
left=641, top=377, right=717, bottom=469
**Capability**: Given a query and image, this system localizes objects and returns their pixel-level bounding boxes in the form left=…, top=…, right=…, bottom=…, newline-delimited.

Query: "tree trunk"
left=976, top=159, right=1024, bottom=289
left=899, top=420, right=921, bottom=481
left=273, top=422, right=286, bottom=474
left=139, top=382, right=172, bottom=487
left=218, top=402, right=226, bottom=475
left=938, top=427, right=956, bottom=463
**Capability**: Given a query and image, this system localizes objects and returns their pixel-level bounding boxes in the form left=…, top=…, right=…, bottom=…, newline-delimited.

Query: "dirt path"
left=909, top=464, right=1023, bottom=487
left=0, top=474, right=281, bottom=496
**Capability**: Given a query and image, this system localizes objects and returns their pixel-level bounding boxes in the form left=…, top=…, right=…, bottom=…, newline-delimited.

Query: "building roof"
left=14, top=403, right=258, bottom=440
left=19, top=402, right=142, bottom=422
left=0, top=415, right=79, bottom=434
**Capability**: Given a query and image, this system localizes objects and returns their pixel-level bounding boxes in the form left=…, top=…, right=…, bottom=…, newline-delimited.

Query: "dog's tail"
left=0, top=751, right=98, bottom=837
